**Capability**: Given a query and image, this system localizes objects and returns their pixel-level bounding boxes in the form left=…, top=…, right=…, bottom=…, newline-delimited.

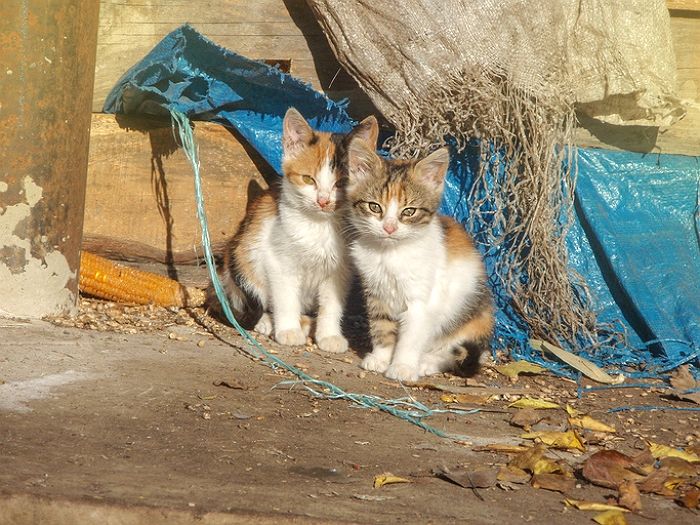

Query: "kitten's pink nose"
left=317, top=196, right=330, bottom=208
left=383, top=222, right=397, bottom=235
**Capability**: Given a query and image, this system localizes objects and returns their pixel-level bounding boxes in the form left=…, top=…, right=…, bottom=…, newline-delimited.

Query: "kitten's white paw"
left=418, top=360, right=442, bottom=377
left=385, top=362, right=421, bottom=383
left=254, top=313, right=273, bottom=336
left=275, top=328, right=306, bottom=346
left=317, top=334, right=348, bottom=354
left=361, top=353, right=391, bottom=373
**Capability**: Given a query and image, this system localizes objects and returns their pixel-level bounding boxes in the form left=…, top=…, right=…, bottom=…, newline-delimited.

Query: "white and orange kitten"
left=345, top=139, right=494, bottom=382
left=215, top=108, right=378, bottom=352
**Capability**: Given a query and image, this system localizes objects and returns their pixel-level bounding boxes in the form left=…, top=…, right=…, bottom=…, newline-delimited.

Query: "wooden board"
left=95, top=1, right=699, bottom=158
left=83, top=113, right=274, bottom=263
left=94, top=0, right=376, bottom=119
left=575, top=10, right=700, bottom=156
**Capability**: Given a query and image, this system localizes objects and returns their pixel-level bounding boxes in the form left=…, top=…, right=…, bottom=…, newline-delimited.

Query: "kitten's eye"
left=301, top=175, right=316, bottom=186
left=367, top=202, right=382, bottom=214
left=333, top=177, right=347, bottom=188
left=402, top=207, right=417, bottom=217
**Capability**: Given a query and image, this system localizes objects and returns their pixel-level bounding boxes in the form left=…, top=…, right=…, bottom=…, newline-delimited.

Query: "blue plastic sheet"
left=105, top=25, right=699, bottom=377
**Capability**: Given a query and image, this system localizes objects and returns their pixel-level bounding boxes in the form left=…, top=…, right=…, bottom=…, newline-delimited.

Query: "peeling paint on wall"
left=0, top=176, right=76, bottom=318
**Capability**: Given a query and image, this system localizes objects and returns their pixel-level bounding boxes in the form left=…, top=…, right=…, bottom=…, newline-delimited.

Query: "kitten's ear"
left=348, top=136, right=379, bottom=183
left=350, top=115, right=379, bottom=149
left=414, top=148, right=450, bottom=190
left=283, top=107, right=314, bottom=158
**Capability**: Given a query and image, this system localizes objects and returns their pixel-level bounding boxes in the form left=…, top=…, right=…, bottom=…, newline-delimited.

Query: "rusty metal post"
left=0, top=1, right=100, bottom=317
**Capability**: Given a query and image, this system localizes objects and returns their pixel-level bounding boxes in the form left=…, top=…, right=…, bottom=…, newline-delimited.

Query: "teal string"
left=169, top=110, right=477, bottom=440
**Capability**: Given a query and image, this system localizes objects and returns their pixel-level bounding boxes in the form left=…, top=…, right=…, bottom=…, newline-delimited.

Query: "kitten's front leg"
left=361, top=296, right=397, bottom=373
left=269, top=271, right=306, bottom=346
left=385, top=302, right=431, bottom=382
left=315, top=271, right=349, bottom=353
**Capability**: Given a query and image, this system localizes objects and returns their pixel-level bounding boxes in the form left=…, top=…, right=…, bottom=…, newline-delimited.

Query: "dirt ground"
left=0, top=298, right=698, bottom=524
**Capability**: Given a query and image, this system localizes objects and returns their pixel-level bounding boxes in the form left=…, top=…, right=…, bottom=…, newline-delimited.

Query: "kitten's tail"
left=205, top=268, right=263, bottom=329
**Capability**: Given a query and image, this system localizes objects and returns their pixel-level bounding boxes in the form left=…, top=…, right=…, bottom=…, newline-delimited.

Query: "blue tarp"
left=104, top=25, right=699, bottom=377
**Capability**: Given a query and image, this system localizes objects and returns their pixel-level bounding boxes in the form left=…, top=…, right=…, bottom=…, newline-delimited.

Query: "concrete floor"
left=0, top=312, right=697, bottom=524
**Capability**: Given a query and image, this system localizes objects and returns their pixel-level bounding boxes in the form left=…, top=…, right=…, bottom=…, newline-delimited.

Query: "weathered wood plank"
left=84, top=113, right=274, bottom=263
left=94, top=0, right=368, bottom=116
left=667, top=0, right=700, bottom=12
left=575, top=12, right=700, bottom=156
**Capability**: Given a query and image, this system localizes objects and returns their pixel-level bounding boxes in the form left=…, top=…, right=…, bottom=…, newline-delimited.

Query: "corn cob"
left=79, top=251, right=205, bottom=307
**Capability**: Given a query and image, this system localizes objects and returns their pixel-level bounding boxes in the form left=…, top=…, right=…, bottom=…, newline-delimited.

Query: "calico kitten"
left=345, top=139, right=494, bottom=381
left=215, top=108, right=378, bottom=352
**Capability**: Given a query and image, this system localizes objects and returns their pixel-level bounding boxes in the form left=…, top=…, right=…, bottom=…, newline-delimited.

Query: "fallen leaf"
left=617, top=480, right=641, bottom=512
left=663, top=477, right=685, bottom=491
left=509, top=445, right=571, bottom=476
left=582, top=450, right=646, bottom=489
left=440, top=393, right=491, bottom=404
left=637, top=468, right=675, bottom=496
left=434, top=466, right=497, bottom=489
left=497, top=465, right=531, bottom=484
left=352, top=494, right=395, bottom=501
left=565, top=404, right=579, bottom=417
left=373, top=472, right=411, bottom=489
left=564, top=499, right=630, bottom=512
left=676, top=487, right=700, bottom=509
left=669, top=365, right=697, bottom=391
left=212, top=379, right=247, bottom=390
left=510, top=408, right=544, bottom=430
left=531, top=473, right=575, bottom=493
left=508, top=398, right=560, bottom=410
left=568, top=415, right=616, bottom=433
left=593, top=510, right=629, bottom=525
left=473, top=444, right=530, bottom=454
left=520, top=430, right=585, bottom=452
left=495, top=361, right=546, bottom=379
left=659, top=456, right=699, bottom=478
left=530, top=339, right=623, bottom=384
left=648, top=442, right=700, bottom=463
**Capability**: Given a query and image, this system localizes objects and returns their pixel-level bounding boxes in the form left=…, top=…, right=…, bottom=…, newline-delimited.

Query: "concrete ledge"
left=0, top=494, right=350, bottom=525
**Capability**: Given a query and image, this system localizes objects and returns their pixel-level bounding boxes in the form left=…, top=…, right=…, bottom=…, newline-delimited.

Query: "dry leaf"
left=495, top=361, right=546, bottom=379
left=440, top=393, right=490, bottom=404
left=663, top=477, right=684, bottom=491
left=373, top=472, right=411, bottom=489
left=659, top=456, right=699, bottom=478
left=564, top=499, right=630, bottom=512
left=582, top=450, right=645, bottom=489
left=509, top=445, right=571, bottom=476
left=568, top=415, right=616, bottom=433
left=520, top=430, right=585, bottom=451
left=497, top=465, right=531, bottom=484
left=593, top=510, right=629, bottom=525
left=648, top=442, right=700, bottom=463
left=617, top=480, right=641, bottom=512
left=637, top=468, right=675, bottom=496
left=510, top=408, right=544, bottom=430
left=434, top=466, right=497, bottom=489
left=508, top=397, right=560, bottom=410
left=530, top=339, right=623, bottom=384
left=473, top=444, right=530, bottom=454
left=669, top=365, right=697, bottom=390
left=565, top=404, right=579, bottom=417
left=531, top=473, right=575, bottom=493
left=676, top=487, right=700, bottom=509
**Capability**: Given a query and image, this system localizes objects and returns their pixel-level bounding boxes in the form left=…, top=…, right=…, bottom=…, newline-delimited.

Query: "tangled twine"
left=387, top=68, right=620, bottom=351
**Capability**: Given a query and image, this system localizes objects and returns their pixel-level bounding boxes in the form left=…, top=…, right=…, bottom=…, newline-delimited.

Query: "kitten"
left=214, top=108, right=378, bottom=352
left=345, top=139, right=494, bottom=382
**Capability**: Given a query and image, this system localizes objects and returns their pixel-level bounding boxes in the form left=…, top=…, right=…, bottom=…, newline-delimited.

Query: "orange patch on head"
left=283, top=132, right=336, bottom=187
